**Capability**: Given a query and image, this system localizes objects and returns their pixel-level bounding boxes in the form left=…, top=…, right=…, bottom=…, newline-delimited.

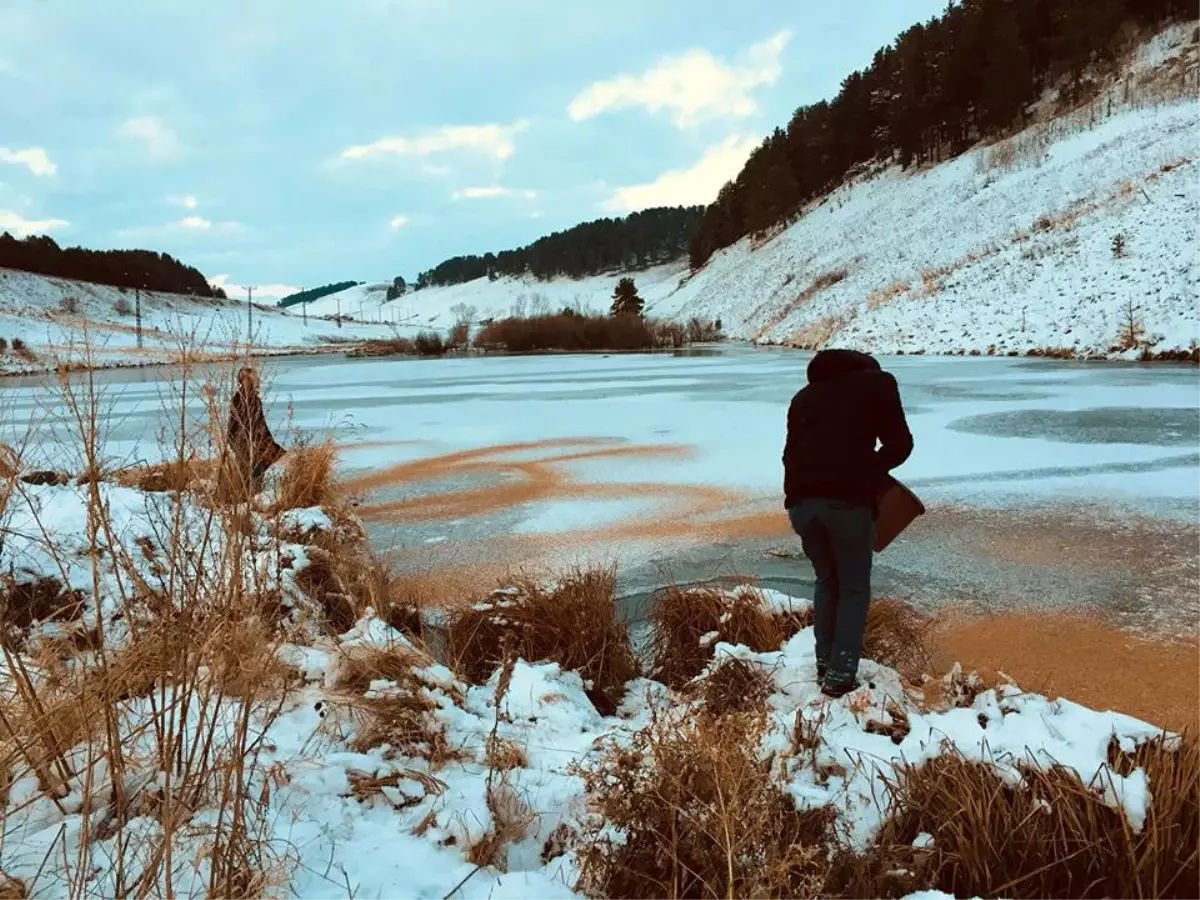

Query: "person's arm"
left=874, top=373, right=913, bottom=473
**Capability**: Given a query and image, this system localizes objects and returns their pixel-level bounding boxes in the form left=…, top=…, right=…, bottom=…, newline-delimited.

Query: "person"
left=225, top=366, right=285, bottom=495
left=782, top=349, right=913, bottom=698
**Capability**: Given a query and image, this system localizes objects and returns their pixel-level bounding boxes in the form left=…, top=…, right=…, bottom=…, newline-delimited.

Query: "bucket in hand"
left=874, top=476, right=925, bottom=553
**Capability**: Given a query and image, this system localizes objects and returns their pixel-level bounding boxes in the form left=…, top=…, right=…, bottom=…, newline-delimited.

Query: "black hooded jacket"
left=782, top=349, right=914, bottom=509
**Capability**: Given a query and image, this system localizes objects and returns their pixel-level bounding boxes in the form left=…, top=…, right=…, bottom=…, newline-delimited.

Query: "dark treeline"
left=277, top=281, right=361, bottom=308
left=416, top=206, right=703, bottom=288
left=689, top=0, right=1191, bottom=268
left=0, top=232, right=223, bottom=298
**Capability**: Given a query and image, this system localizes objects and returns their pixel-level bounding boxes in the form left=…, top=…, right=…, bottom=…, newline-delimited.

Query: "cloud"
left=178, top=215, right=211, bottom=229
left=168, top=193, right=199, bottom=209
left=568, top=30, right=791, bottom=127
left=602, top=135, right=759, bottom=212
left=0, top=147, right=56, bottom=176
left=119, top=115, right=180, bottom=160
left=339, top=120, right=528, bottom=163
left=421, top=164, right=451, bottom=177
left=0, top=209, right=69, bottom=237
left=210, top=274, right=302, bottom=303
left=389, top=214, right=410, bottom=230
left=451, top=186, right=537, bottom=201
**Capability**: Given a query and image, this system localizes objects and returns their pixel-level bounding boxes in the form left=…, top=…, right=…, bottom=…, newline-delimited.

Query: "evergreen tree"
left=610, top=277, right=644, bottom=316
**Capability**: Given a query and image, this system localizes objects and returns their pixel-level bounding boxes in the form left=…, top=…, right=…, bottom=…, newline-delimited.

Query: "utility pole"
left=247, top=286, right=253, bottom=337
left=135, top=288, right=143, bottom=348
left=337, top=297, right=342, bottom=328
left=302, top=299, right=307, bottom=326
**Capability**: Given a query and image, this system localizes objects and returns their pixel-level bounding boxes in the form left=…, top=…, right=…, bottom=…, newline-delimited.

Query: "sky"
left=0, top=0, right=947, bottom=300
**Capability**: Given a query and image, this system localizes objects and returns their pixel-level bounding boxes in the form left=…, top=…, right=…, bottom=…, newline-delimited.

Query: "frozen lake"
left=4, top=347, right=1197, bottom=632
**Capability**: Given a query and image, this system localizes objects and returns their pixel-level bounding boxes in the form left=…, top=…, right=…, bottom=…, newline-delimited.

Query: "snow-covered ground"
left=0, top=479, right=1175, bottom=898
left=0, top=267, right=398, bottom=375
left=367, top=22, right=1199, bottom=359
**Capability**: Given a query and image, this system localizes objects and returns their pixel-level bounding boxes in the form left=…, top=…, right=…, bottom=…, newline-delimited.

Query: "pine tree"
left=610, top=277, right=644, bottom=317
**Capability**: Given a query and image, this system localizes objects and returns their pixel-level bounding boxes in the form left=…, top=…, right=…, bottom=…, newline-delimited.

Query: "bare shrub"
left=447, top=321, right=470, bottom=349
left=58, top=296, right=80, bottom=315
left=348, top=337, right=414, bottom=358
left=685, top=317, right=723, bottom=342
left=113, top=296, right=134, bottom=316
left=10, top=338, right=36, bottom=363
left=574, top=711, right=835, bottom=899
left=445, top=566, right=637, bottom=715
left=0, top=337, right=9, bottom=355
left=649, top=319, right=685, bottom=348
left=874, top=733, right=1200, bottom=899
left=413, top=331, right=446, bottom=356
left=473, top=313, right=663, bottom=353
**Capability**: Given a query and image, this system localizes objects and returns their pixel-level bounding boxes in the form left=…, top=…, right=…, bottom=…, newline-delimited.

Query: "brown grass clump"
left=648, top=586, right=793, bottom=690
left=446, top=567, right=637, bottom=715
left=693, top=657, right=772, bottom=718
left=574, top=711, right=835, bottom=899
left=335, top=642, right=455, bottom=758
left=873, top=734, right=1200, bottom=899
left=863, top=598, right=932, bottom=682
left=274, top=439, right=337, bottom=511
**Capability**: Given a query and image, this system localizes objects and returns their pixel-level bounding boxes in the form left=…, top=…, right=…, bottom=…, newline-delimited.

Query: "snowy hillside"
left=0, top=268, right=396, bottom=374
left=391, top=22, right=1199, bottom=359
left=314, top=262, right=690, bottom=328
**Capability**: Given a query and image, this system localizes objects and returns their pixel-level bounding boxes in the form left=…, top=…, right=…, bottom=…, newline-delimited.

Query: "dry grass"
left=334, top=642, right=454, bottom=758
left=0, top=872, right=25, bottom=900
left=648, top=585, right=795, bottom=689
left=862, top=598, right=932, bottom=682
left=866, top=280, right=911, bottom=312
left=786, top=313, right=849, bottom=350
left=755, top=268, right=850, bottom=340
left=871, top=733, right=1200, bottom=899
left=691, top=657, right=772, bottom=718
left=574, top=710, right=835, bottom=899
left=274, top=438, right=337, bottom=511
left=113, top=456, right=215, bottom=493
left=650, top=588, right=929, bottom=690
left=445, top=566, right=637, bottom=715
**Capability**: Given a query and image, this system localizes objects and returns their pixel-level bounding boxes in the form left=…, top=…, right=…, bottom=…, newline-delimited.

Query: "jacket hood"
left=806, top=349, right=882, bottom=384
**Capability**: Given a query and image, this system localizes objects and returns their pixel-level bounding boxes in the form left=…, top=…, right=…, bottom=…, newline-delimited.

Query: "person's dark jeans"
left=787, top=499, right=875, bottom=690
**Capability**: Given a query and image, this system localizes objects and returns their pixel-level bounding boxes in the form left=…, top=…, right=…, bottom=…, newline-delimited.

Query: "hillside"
left=0, top=267, right=395, bottom=375
left=376, top=21, right=1199, bottom=360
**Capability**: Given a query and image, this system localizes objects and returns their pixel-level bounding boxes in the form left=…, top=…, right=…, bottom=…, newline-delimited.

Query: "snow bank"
left=0, top=484, right=1174, bottom=900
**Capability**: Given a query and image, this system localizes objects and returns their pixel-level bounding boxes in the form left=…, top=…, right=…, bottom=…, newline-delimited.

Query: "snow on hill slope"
left=397, top=22, right=1199, bottom=359
left=0, top=268, right=394, bottom=374
left=318, top=261, right=690, bottom=328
